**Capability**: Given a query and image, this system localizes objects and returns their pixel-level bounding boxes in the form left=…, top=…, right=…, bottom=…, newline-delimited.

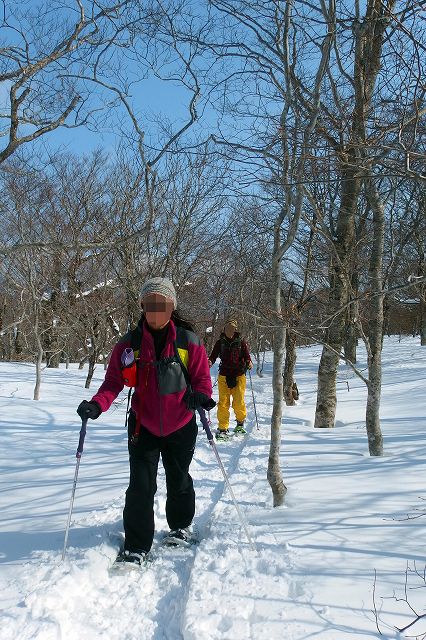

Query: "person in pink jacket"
left=77, top=277, right=214, bottom=567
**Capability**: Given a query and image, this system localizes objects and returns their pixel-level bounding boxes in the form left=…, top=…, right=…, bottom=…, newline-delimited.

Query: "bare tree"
left=313, top=1, right=398, bottom=441
left=0, top=0, right=136, bottom=164
left=199, top=0, right=333, bottom=505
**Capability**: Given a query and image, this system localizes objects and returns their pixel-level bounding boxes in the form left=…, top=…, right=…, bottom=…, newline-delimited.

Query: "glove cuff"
left=91, top=401, right=102, bottom=418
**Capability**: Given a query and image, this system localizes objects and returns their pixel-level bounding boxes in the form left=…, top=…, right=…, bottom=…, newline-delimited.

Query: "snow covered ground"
left=0, top=336, right=425, bottom=640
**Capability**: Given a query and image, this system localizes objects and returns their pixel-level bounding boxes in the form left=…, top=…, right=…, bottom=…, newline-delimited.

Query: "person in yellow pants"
left=208, top=319, right=253, bottom=440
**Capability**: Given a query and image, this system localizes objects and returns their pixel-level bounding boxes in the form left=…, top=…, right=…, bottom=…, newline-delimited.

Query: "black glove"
left=185, top=391, right=216, bottom=411
left=225, top=375, right=237, bottom=389
left=77, top=400, right=101, bottom=420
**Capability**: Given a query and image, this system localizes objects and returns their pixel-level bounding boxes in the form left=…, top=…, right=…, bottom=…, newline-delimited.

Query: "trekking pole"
left=248, top=369, right=260, bottom=430
left=62, top=418, right=88, bottom=561
left=198, top=407, right=256, bottom=551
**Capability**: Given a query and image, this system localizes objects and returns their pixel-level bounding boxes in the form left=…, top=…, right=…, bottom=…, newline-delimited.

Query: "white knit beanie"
left=140, top=277, right=177, bottom=309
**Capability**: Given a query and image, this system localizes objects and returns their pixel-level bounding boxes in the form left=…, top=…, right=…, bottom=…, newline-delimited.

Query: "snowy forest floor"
left=0, top=335, right=425, bottom=640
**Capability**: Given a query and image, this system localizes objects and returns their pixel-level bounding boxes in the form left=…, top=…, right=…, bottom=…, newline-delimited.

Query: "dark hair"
left=171, top=308, right=196, bottom=332
left=139, top=307, right=196, bottom=333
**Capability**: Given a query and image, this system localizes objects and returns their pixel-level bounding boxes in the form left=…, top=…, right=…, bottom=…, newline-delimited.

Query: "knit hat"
left=140, top=277, right=177, bottom=309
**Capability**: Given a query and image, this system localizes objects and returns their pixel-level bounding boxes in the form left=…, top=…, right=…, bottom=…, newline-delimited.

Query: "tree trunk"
left=78, top=355, right=88, bottom=370
left=44, top=270, right=61, bottom=368
left=85, top=354, right=96, bottom=389
left=344, top=272, right=358, bottom=363
left=33, top=309, right=43, bottom=401
left=315, top=343, right=339, bottom=428
left=366, top=355, right=383, bottom=455
left=314, top=163, right=359, bottom=427
left=365, top=179, right=384, bottom=456
left=344, top=321, right=357, bottom=364
left=421, top=296, right=426, bottom=346
left=255, top=349, right=265, bottom=377
left=419, top=267, right=426, bottom=345
left=14, top=326, right=23, bottom=358
left=254, top=328, right=266, bottom=377
left=45, top=312, right=61, bottom=368
left=315, top=0, right=394, bottom=429
left=267, top=257, right=287, bottom=507
left=283, top=329, right=297, bottom=406
left=383, top=297, right=391, bottom=337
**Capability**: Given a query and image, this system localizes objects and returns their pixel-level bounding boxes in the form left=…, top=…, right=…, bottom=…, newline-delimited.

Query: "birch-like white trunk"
left=267, top=257, right=287, bottom=507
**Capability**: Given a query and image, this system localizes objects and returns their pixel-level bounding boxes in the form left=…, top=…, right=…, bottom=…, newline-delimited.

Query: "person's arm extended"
left=90, top=342, right=126, bottom=413
left=208, top=340, right=220, bottom=365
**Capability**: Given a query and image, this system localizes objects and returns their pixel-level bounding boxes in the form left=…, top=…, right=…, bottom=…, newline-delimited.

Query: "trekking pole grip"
left=76, top=418, right=88, bottom=458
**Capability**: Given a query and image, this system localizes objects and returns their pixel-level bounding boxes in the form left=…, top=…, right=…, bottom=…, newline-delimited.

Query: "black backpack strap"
left=130, top=325, right=142, bottom=356
left=174, top=325, right=191, bottom=389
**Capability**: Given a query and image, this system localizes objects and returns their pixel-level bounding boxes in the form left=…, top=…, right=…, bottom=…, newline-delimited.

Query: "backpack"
left=122, top=323, right=193, bottom=432
left=219, top=333, right=246, bottom=371
left=129, top=323, right=191, bottom=387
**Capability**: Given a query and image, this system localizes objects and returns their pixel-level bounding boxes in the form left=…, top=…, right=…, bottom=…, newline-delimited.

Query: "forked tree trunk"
left=315, top=0, right=394, bottom=429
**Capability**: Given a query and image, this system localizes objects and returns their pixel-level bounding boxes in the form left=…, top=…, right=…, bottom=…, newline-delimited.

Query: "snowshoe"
left=215, top=429, right=233, bottom=441
left=234, top=422, right=247, bottom=435
left=110, top=548, right=149, bottom=572
left=162, top=527, right=198, bottom=548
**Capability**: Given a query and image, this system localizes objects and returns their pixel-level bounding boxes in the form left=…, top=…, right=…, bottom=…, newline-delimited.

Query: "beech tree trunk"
left=314, top=163, right=359, bottom=428
left=365, top=180, right=384, bottom=456
left=315, top=0, right=395, bottom=429
left=283, top=329, right=297, bottom=406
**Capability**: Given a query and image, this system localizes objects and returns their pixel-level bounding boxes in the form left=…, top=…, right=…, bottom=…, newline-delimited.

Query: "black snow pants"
left=123, top=411, right=197, bottom=553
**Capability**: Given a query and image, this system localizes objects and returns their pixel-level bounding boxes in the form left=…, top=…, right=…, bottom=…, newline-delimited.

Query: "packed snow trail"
left=0, top=371, right=272, bottom=640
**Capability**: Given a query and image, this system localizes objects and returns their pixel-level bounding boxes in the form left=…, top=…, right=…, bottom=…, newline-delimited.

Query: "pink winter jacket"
left=91, top=319, right=212, bottom=437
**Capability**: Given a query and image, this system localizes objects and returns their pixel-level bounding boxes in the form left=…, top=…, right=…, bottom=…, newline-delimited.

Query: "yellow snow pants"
left=217, top=374, right=247, bottom=431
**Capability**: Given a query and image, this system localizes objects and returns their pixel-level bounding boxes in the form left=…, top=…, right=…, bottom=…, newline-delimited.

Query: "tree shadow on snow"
left=0, top=522, right=117, bottom=564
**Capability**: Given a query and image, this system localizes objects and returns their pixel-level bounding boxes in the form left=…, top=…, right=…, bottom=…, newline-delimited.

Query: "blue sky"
left=45, top=76, right=202, bottom=156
